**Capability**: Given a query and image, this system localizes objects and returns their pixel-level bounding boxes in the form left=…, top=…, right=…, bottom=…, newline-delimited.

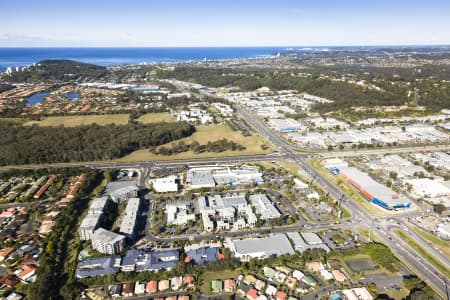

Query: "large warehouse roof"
left=337, top=166, right=409, bottom=208
left=233, top=234, right=294, bottom=257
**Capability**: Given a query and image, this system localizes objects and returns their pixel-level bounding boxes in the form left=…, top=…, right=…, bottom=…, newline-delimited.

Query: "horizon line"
left=1, top=43, right=450, bottom=49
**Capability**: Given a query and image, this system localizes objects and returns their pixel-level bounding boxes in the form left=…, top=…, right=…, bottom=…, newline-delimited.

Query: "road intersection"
left=236, top=104, right=450, bottom=298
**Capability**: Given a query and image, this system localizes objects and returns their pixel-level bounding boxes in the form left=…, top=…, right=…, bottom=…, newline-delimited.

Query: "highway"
left=236, top=104, right=450, bottom=299
left=0, top=152, right=287, bottom=171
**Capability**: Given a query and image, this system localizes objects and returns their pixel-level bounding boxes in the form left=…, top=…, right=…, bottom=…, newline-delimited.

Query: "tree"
left=433, top=204, right=446, bottom=214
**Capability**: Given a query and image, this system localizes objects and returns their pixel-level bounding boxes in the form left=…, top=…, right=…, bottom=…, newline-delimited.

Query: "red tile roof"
left=247, top=288, right=258, bottom=300
left=146, top=280, right=158, bottom=292
left=276, top=291, right=287, bottom=300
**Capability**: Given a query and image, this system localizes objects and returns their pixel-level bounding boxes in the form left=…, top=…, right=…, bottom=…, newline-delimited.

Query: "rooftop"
left=233, top=234, right=295, bottom=257
left=75, top=256, right=121, bottom=278
left=185, top=246, right=219, bottom=264
left=92, top=228, right=125, bottom=244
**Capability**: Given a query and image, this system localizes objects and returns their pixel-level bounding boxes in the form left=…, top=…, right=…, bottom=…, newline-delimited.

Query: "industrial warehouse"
left=323, top=159, right=411, bottom=210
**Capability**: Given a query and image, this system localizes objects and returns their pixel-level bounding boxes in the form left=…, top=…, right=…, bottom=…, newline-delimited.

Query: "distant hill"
left=3, top=60, right=107, bottom=83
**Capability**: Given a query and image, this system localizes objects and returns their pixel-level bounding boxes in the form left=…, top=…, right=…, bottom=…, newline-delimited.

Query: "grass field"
left=385, top=282, right=410, bottom=300
left=200, top=269, right=241, bottom=295
left=330, top=253, right=374, bottom=278
left=255, top=160, right=307, bottom=177
left=394, top=229, right=450, bottom=278
left=346, top=258, right=376, bottom=273
left=410, top=225, right=450, bottom=259
left=138, top=112, right=175, bottom=123
left=355, top=226, right=372, bottom=242
left=24, top=114, right=130, bottom=127
left=0, top=117, right=29, bottom=125
left=119, top=124, right=274, bottom=162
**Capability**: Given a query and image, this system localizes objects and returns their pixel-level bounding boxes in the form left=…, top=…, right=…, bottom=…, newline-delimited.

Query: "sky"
left=1, top=0, right=450, bottom=47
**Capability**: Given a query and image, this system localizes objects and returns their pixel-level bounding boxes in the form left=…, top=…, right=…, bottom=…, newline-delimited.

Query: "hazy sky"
left=1, top=0, right=450, bottom=47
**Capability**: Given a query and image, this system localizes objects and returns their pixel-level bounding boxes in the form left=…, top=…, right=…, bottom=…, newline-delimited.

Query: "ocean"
left=0, top=47, right=296, bottom=71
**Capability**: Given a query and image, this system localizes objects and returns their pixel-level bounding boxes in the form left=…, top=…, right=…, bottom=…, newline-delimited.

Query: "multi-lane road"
left=236, top=104, right=449, bottom=298
left=0, top=152, right=287, bottom=171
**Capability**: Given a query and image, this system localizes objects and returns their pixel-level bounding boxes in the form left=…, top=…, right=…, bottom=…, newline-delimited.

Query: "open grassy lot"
left=24, top=114, right=130, bottom=127
left=411, top=224, right=450, bottom=259
left=355, top=226, right=372, bottom=242
left=199, top=269, right=241, bottom=295
left=138, top=112, right=175, bottom=123
left=394, top=229, right=450, bottom=278
left=0, top=117, right=29, bottom=125
left=385, top=282, right=410, bottom=300
left=329, top=253, right=376, bottom=279
left=256, top=160, right=307, bottom=177
left=118, top=124, right=274, bottom=162
left=346, top=257, right=376, bottom=273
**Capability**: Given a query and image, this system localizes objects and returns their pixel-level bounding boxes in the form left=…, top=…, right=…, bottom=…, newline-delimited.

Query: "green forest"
left=0, top=121, right=195, bottom=165
left=3, top=60, right=107, bottom=83
left=158, top=67, right=450, bottom=112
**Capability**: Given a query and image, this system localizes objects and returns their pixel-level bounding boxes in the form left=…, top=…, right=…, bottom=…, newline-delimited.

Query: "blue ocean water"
left=0, top=47, right=295, bottom=71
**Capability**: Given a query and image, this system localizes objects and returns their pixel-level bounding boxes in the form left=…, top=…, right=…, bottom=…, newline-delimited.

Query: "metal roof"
left=233, top=234, right=294, bottom=257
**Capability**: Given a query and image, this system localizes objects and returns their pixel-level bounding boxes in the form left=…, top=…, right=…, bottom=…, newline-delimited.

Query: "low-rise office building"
left=166, top=202, right=196, bottom=226
left=249, top=194, right=281, bottom=220
left=150, top=176, right=179, bottom=193
left=230, top=234, right=295, bottom=261
left=267, top=118, right=303, bottom=132
left=75, top=256, right=122, bottom=278
left=186, top=165, right=263, bottom=189
left=120, top=249, right=179, bottom=272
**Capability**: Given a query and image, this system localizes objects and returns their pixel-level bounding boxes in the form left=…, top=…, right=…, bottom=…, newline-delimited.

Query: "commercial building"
left=212, top=103, right=233, bottom=116
left=178, top=108, right=213, bottom=124
left=249, top=194, right=281, bottom=219
left=150, top=175, right=179, bottom=193
left=230, top=234, right=295, bottom=260
left=186, top=165, right=263, bottom=189
left=342, top=288, right=373, bottom=300
left=198, top=194, right=257, bottom=232
left=213, top=166, right=263, bottom=185
left=437, top=223, right=450, bottom=240
left=187, top=170, right=216, bottom=189
left=267, top=118, right=303, bottom=132
left=286, top=232, right=330, bottom=253
left=91, top=228, right=126, bottom=255
left=369, top=155, right=426, bottom=178
left=326, top=161, right=411, bottom=210
left=184, top=246, right=220, bottom=264
left=166, top=202, right=196, bottom=226
left=307, top=117, right=349, bottom=130
left=404, top=178, right=450, bottom=200
left=75, top=256, right=122, bottom=278
left=119, top=197, right=140, bottom=238
left=120, top=248, right=179, bottom=272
